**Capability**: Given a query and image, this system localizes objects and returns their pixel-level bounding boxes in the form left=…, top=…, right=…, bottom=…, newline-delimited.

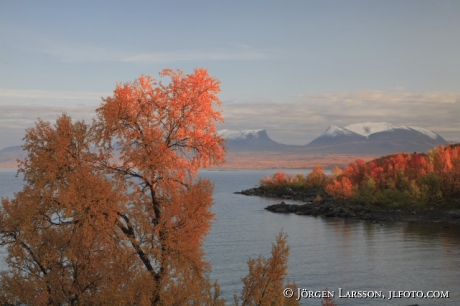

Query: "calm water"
left=1, top=168, right=460, bottom=305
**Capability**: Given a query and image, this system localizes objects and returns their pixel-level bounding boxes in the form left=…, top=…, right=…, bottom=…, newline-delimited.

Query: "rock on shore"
left=235, top=187, right=460, bottom=225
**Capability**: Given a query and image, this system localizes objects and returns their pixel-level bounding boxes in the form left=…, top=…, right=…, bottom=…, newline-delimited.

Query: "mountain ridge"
left=219, top=129, right=290, bottom=151
left=306, top=122, right=445, bottom=154
left=219, top=123, right=447, bottom=155
left=0, top=123, right=451, bottom=168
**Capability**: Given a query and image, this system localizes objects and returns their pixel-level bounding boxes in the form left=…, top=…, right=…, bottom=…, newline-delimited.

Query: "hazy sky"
left=1, top=0, right=460, bottom=148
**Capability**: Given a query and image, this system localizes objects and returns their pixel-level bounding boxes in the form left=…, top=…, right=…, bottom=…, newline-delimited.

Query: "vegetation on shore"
left=259, top=145, right=460, bottom=212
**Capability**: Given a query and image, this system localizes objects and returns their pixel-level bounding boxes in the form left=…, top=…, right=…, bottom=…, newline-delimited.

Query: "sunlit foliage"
left=259, top=145, right=460, bottom=210
left=1, top=69, right=339, bottom=305
left=234, top=232, right=299, bottom=306
left=0, top=69, right=227, bottom=305
left=326, top=145, right=460, bottom=209
left=321, top=292, right=338, bottom=306
left=259, top=166, right=329, bottom=190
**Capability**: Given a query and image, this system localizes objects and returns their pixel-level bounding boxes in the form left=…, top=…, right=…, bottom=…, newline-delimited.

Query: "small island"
left=236, top=145, right=460, bottom=225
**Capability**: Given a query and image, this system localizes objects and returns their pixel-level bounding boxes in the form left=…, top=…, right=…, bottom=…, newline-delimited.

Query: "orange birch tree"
left=93, top=68, right=225, bottom=304
left=0, top=68, right=226, bottom=305
left=0, top=69, right=303, bottom=305
left=0, top=115, right=144, bottom=304
left=235, top=232, right=299, bottom=306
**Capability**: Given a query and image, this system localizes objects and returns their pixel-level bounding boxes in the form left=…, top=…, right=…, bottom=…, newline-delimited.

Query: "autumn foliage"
left=325, top=176, right=354, bottom=199
left=260, top=145, right=460, bottom=210
left=321, top=292, right=338, bottom=306
left=0, top=69, right=227, bottom=305
left=326, top=146, right=460, bottom=209
left=0, top=69, right=310, bottom=306
left=0, top=116, right=132, bottom=304
left=260, top=166, right=329, bottom=190
left=234, top=232, right=299, bottom=306
left=93, top=69, right=225, bottom=304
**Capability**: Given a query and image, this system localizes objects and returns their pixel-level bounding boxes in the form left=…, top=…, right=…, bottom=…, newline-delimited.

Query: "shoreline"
left=235, top=187, right=460, bottom=226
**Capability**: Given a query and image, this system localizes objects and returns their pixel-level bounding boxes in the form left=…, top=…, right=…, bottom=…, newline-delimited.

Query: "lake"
left=1, top=168, right=459, bottom=305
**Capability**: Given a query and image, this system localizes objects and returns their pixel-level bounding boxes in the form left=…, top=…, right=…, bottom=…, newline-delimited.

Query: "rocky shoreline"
left=235, top=187, right=460, bottom=225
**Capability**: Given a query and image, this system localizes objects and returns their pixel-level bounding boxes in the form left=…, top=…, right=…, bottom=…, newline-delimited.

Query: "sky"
left=1, top=0, right=460, bottom=148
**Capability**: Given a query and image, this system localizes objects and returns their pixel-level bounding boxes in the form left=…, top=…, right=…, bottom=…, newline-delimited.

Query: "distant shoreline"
left=0, top=167, right=17, bottom=171
left=236, top=186, right=460, bottom=226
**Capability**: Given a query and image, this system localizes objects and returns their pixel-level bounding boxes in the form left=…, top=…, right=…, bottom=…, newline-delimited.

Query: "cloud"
left=0, top=105, right=96, bottom=119
left=122, top=50, right=271, bottom=63
left=0, top=89, right=109, bottom=100
left=36, top=39, right=272, bottom=63
left=36, top=41, right=128, bottom=63
left=1, top=90, right=459, bottom=149
left=0, top=105, right=97, bottom=148
left=221, top=90, right=460, bottom=145
left=293, top=90, right=460, bottom=105
left=221, top=100, right=327, bottom=145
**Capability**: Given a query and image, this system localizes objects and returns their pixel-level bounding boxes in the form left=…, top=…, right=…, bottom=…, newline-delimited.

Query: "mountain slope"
left=344, top=122, right=404, bottom=137
left=0, top=124, right=449, bottom=168
left=306, top=122, right=446, bottom=154
left=306, top=125, right=367, bottom=149
left=219, top=129, right=288, bottom=151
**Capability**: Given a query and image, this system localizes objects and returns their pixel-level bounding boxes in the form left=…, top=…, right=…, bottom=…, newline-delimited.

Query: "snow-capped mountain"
left=306, top=125, right=366, bottom=149
left=218, top=129, right=266, bottom=140
left=219, top=123, right=446, bottom=154
left=321, top=125, right=355, bottom=137
left=407, top=126, right=440, bottom=140
left=219, top=129, right=288, bottom=151
left=344, top=122, right=407, bottom=138
left=343, top=122, right=443, bottom=140
left=0, top=124, right=449, bottom=168
left=306, top=122, right=446, bottom=154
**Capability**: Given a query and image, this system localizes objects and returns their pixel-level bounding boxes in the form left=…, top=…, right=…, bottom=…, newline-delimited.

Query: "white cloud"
left=122, top=50, right=271, bottom=63
left=0, top=89, right=109, bottom=100
left=222, top=90, right=460, bottom=144
left=0, top=105, right=98, bottom=148
left=1, top=90, right=459, bottom=149
left=36, top=41, right=128, bottom=63
left=0, top=105, right=96, bottom=122
left=293, top=91, right=460, bottom=105
left=36, top=39, right=272, bottom=63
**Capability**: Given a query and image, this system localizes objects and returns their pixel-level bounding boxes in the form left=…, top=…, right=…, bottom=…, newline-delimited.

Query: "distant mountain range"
left=218, top=129, right=291, bottom=151
left=220, top=122, right=448, bottom=155
left=304, top=122, right=446, bottom=154
left=0, top=122, right=451, bottom=167
left=0, top=145, right=24, bottom=167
